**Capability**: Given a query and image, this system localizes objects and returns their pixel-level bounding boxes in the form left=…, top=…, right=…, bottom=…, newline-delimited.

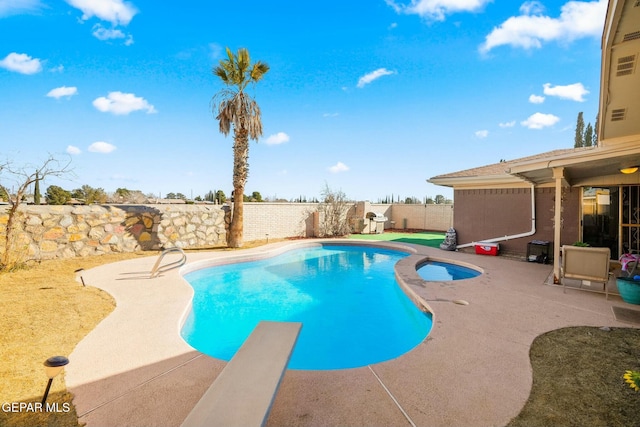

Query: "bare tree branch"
left=0, top=155, right=73, bottom=271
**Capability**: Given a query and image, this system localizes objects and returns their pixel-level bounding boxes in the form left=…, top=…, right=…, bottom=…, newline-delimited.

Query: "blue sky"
left=1, top=0, right=606, bottom=202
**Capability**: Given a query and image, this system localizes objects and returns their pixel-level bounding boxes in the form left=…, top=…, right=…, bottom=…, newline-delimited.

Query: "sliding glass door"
left=582, top=187, right=619, bottom=259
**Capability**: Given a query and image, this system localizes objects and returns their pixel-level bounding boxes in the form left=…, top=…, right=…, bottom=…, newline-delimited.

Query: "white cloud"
left=385, top=0, right=491, bottom=21
left=357, top=68, right=396, bottom=88
left=0, top=0, right=44, bottom=17
left=46, top=86, right=78, bottom=99
left=519, top=1, right=545, bottom=15
left=66, top=145, right=81, bottom=155
left=475, top=130, right=489, bottom=138
left=542, top=82, right=589, bottom=101
left=0, top=52, right=42, bottom=74
left=91, top=23, right=133, bottom=44
left=265, top=132, right=290, bottom=145
left=49, top=64, right=64, bottom=73
left=88, top=141, right=117, bottom=153
left=65, top=0, right=137, bottom=26
left=499, top=120, right=516, bottom=128
left=92, top=91, right=156, bottom=115
left=328, top=161, right=349, bottom=173
left=323, top=112, right=339, bottom=117
left=529, top=94, right=545, bottom=104
left=521, top=112, right=560, bottom=129
left=480, top=0, right=607, bottom=53
left=92, top=24, right=123, bottom=39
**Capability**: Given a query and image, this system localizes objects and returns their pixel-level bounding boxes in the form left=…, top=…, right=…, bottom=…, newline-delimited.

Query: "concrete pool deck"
left=66, top=239, right=639, bottom=427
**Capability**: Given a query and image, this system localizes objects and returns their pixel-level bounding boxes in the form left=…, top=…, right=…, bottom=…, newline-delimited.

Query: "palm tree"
left=211, top=47, right=269, bottom=248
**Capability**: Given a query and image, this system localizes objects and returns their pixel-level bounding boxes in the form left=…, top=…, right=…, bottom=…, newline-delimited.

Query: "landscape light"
left=41, top=356, right=69, bottom=405
left=74, top=268, right=86, bottom=286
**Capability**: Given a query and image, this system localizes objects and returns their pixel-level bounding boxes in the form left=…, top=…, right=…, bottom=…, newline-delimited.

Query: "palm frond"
left=249, top=61, right=270, bottom=83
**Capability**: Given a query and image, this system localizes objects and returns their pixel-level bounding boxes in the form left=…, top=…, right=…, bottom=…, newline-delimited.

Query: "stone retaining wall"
left=0, top=204, right=227, bottom=261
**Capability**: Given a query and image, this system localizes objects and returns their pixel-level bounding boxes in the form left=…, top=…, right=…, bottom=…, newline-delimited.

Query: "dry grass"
left=0, top=252, right=151, bottom=427
left=0, top=239, right=282, bottom=427
left=508, top=326, right=640, bottom=427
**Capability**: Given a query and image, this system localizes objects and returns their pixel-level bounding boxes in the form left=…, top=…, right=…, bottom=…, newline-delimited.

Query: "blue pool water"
left=417, top=261, right=480, bottom=281
left=181, top=245, right=433, bottom=370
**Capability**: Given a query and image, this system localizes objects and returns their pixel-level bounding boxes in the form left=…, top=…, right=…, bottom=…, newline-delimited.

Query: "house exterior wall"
left=453, top=187, right=580, bottom=255
left=599, top=0, right=640, bottom=144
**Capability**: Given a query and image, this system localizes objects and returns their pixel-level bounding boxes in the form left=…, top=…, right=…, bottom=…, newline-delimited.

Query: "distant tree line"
left=377, top=194, right=451, bottom=204
left=43, top=185, right=153, bottom=205
left=1, top=181, right=454, bottom=207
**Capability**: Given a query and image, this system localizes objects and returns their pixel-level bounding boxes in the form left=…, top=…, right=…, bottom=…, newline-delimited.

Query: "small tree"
left=114, top=187, right=131, bottom=202
left=215, top=190, right=226, bottom=204
left=317, top=184, right=353, bottom=237
left=584, top=123, right=594, bottom=147
left=33, top=171, right=41, bottom=205
left=46, top=185, right=72, bottom=205
left=574, top=112, right=585, bottom=148
left=0, top=156, right=72, bottom=270
left=72, top=185, right=107, bottom=204
left=251, top=191, right=263, bottom=202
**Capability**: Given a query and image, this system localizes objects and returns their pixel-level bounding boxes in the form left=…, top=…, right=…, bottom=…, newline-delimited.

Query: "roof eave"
left=427, top=174, right=525, bottom=188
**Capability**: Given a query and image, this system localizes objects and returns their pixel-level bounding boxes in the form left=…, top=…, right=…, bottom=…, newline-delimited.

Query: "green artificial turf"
left=348, top=231, right=445, bottom=248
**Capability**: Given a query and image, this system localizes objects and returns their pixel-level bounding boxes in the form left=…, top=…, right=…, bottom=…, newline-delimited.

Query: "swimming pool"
left=417, top=261, right=481, bottom=281
left=181, top=244, right=433, bottom=370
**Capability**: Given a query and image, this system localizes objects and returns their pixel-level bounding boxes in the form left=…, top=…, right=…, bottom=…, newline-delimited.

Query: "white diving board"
left=181, top=320, right=302, bottom=427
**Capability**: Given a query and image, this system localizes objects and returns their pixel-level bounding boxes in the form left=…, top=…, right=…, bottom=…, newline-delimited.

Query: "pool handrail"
left=150, top=247, right=187, bottom=278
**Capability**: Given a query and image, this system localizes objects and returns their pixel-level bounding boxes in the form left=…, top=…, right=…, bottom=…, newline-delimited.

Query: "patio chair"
left=561, top=245, right=611, bottom=298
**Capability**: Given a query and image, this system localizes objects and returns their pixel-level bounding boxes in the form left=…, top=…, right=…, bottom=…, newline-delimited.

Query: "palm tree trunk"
left=228, top=185, right=244, bottom=248
left=228, top=128, right=249, bottom=248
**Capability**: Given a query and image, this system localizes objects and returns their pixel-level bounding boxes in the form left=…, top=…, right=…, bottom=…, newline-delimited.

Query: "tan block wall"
left=241, top=203, right=318, bottom=241
left=370, top=204, right=453, bottom=231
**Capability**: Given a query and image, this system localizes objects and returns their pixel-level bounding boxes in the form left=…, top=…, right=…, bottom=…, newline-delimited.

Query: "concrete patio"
left=66, top=239, right=640, bottom=427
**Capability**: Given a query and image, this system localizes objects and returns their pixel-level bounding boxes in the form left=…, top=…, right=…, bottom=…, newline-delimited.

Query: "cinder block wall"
left=371, top=203, right=453, bottom=231
left=241, top=203, right=318, bottom=241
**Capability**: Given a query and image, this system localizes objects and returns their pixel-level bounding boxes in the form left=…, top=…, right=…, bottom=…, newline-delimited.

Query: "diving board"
left=181, top=320, right=302, bottom=427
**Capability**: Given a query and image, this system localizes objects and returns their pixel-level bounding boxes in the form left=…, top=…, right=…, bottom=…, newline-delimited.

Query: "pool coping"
left=66, top=238, right=638, bottom=427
